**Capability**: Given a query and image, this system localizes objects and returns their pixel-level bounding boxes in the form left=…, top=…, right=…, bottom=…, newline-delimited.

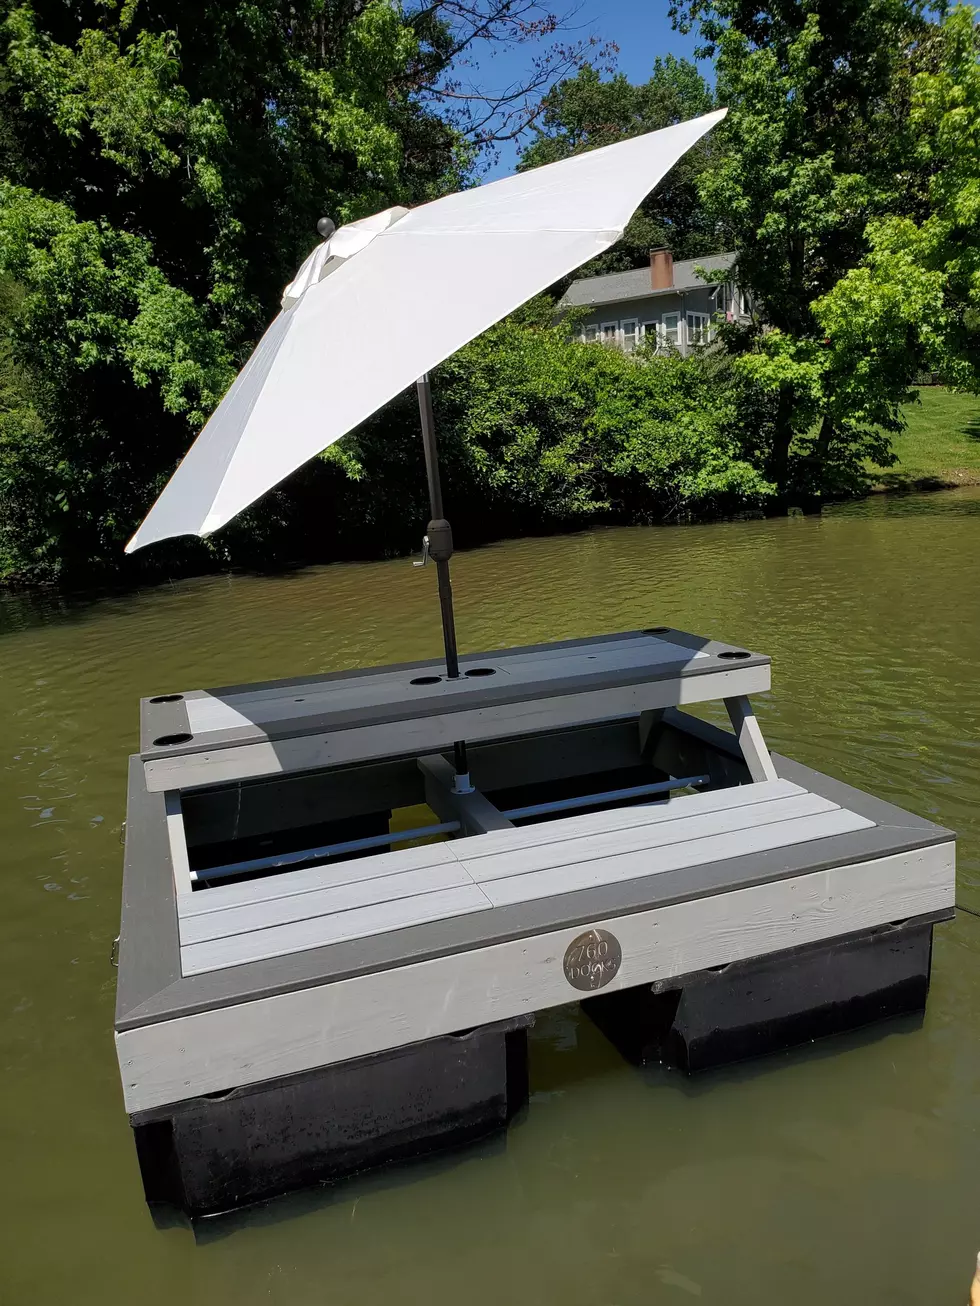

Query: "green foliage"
left=669, top=0, right=944, bottom=496
left=332, top=323, right=773, bottom=546
left=0, top=0, right=466, bottom=581
left=829, top=6, right=980, bottom=393
left=6, top=10, right=187, bottom=177
left=0, top=185, right=232, bottom=416
left=1, top=0, right=975, bottom=584
left=518, top=58, right=723, bottom=272
left=0, top=184, right=236, bottom=579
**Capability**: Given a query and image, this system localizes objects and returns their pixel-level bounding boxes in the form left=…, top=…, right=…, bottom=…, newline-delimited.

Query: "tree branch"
left=404, top=0, right=616, bottom=151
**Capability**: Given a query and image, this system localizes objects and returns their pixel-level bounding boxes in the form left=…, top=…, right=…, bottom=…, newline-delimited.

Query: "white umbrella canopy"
left=125, top=107, right=726, bottom=553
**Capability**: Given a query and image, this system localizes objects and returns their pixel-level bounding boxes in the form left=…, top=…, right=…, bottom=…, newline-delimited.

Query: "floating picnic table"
left=115, top=627, right=955, bottom=1216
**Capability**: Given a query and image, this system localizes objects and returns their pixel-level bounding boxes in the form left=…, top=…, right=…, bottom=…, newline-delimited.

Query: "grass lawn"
left=873, top=387, right=980, bottom=490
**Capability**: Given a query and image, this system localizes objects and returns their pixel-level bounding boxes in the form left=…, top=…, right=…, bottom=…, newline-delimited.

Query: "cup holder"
left=149, top=694, right=184, bottom=703
left=153, top=732, right=193, bottom=747
left=464, top=667, right=496, bottom=678
left=410, top=675, right=443, bottom=686
left=718, top=650, right=751, bottom=660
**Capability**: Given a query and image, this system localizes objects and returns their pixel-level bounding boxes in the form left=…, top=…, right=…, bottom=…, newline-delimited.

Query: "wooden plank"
left=116, top=842, right=955, bottom=1112
left=164, top=793, right=193, bottom=899
left=479, top=808, right=873, bottom=907
left=186, top=795, right=835, bottom=948
left=180, top=862, right=475, bottom=946
left=196, top=636, right=657, bottom=710
left=463, top=792, right=844, bottom=884
left=453, top=778, right=805, bottom=861
left=638, top=709, right=664, bottom=759
left=182, top=636, right=712, bottom=735
left=180, top=883, right=492, bottom=976
left=653, top=715, right=749, bottom=789
left=662, top=707, right=743, bottom=759
left=180, top=839, right=459, bottom=919
left=143, top=664, right=772, bottom=792
left=725, top=695, right=778, bottom=783
left=181, top=782, right=828, bottom=930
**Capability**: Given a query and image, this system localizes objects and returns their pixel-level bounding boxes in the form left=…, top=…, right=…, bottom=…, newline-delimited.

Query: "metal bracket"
left=418, top=754, right=513, bottom=836
left=452, top=770, right=475, bottom=796
left=413, top=535, right=430, bottom=568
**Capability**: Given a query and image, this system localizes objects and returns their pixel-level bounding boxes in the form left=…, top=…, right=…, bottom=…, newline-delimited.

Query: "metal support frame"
left=501, top=775, right=709, bottom=821
left=191, top=820, right=461, bottom=882
left=418, top=753, right=514, bottom=837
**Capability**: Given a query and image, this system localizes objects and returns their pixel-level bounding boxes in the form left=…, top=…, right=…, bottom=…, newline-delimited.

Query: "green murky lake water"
left=2, top=489, right=979, bottom=1304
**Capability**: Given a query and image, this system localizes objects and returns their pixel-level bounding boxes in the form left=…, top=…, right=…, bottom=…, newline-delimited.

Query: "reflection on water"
left=2, top=489, right=980, bottom=1304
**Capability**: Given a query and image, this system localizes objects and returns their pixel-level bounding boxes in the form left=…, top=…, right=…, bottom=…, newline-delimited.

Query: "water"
left=2, top=489, right=980, bottom=1304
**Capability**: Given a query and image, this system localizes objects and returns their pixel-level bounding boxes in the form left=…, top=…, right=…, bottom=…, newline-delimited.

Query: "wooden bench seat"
left=178, top=779, right=874, bottom=975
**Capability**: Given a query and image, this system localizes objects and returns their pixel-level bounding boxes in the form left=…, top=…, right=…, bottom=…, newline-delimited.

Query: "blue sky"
left=463, top=0, right=711, bottom=178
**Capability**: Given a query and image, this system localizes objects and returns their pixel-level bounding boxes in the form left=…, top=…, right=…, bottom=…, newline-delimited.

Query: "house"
left=559, top=248, right=752, bottom=355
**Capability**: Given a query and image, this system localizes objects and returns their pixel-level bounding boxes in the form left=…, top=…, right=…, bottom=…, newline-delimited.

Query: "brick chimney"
left=650, top=248, right=674, bottom=291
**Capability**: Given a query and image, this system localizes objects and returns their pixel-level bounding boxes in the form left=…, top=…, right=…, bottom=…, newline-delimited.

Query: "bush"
left=323, top=321, right=775, bottom=555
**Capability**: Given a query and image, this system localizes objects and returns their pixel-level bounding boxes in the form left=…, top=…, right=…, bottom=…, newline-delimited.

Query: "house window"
left=600, top=322, right=618, bottom=346
left=583, top=324, right=599, bottom=343
left=687, top=312, right=712, bottom=346
left=642, top=321, right=658, bottom=347
left=718, top=283, right=746, bottom=319
left=621, top=319, right=639, bottom=353
left=661, top=312, right=680, bottom=348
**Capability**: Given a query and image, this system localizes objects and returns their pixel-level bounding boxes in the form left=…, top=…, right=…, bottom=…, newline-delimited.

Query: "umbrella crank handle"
left=414, top=517, right=451, bottom=569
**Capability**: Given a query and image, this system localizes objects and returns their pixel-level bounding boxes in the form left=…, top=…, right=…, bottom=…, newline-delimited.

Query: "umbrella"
left=126, top=107, right=727, bottom=786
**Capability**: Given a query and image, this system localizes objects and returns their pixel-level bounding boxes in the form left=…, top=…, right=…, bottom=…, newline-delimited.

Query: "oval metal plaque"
left=562, top=929, right=622, bottom=992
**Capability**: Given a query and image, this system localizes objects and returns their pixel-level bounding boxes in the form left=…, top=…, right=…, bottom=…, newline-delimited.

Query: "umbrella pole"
left=416, top=374, right=471, bottom=792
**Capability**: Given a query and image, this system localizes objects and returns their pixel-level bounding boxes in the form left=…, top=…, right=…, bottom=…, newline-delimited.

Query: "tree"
left=517, top=57, right=723, bottom=272
left=669, top=0, right=943, bottom=500
left=0, top=0, right=599, bottom=583
left=411, top=0, right=615, bottom=152
left=820, top=5, right=980, bottom=398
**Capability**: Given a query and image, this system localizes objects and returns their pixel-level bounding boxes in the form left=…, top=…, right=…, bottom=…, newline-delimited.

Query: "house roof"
left=559, top=251, right=737, bottom=309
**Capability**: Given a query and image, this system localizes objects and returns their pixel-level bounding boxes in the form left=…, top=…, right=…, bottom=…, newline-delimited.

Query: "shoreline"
left=3, top=479, right=979, bottom=602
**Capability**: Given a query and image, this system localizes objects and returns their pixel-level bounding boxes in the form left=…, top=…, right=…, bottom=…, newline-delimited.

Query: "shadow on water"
left=828, top=483, right=980, bottom=514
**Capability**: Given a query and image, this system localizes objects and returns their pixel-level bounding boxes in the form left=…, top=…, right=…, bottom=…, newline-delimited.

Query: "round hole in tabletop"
left=464, top=667, right=496, bottom=678
left=718, top=650, right=751, bottom=660
left=153, top=732, right=193, bottom=747
left=149, top=693, right=183, bottom=703
left=647, top=626, right=671, bottom=634
left=410, top=675, right=443, bottom=686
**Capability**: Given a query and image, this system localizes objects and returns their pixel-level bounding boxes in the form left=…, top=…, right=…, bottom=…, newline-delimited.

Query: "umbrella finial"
left=317, top=217, right=336, bottom=240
